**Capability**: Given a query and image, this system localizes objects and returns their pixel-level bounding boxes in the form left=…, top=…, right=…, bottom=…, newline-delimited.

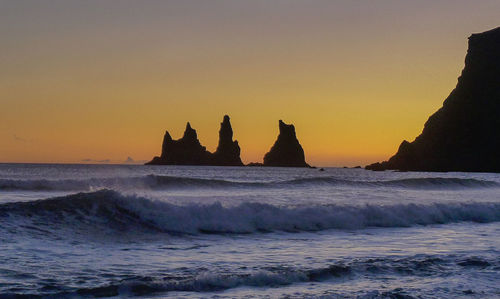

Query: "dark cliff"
left=146, top=115, right=244, bottom=166
left=263, top=120, right=310, bottom=167
left=366, top=27, right=500, bottom=172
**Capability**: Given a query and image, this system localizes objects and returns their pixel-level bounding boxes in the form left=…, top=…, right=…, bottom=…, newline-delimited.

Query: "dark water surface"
left=0, top=164, right=499, bottom=298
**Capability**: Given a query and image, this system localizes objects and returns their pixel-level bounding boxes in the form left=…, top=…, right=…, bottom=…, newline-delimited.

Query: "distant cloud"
left=12, top=134, right=33, bottom=143
left=123, top=157, right=147, bottom=164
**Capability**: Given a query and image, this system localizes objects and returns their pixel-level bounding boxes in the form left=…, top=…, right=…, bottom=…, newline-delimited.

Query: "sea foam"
left=1, top=190, right=499, bottom=235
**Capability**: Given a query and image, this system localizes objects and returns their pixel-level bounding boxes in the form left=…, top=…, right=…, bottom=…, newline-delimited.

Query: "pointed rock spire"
left=212, top=115, right=243, bottom=166
left=160, top=130, right=173, bottom=158
left=182, top=122, right=198, bottom=140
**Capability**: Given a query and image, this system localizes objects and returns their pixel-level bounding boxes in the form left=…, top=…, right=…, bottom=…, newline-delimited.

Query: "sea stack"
left=146, top=122, right=211, bottom=165
left=366, top=27, right=500, bottom=172
left=263, top=120, right=310, bottom=167
left=146, top=115, right=244, bottom=166
left=212, top=115, right=244, bottom=166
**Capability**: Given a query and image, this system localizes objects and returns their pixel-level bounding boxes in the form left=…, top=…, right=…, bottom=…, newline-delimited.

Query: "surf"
left=2, top=190, right=499, bottom=236
left=0, top=175, right=498, bottom=191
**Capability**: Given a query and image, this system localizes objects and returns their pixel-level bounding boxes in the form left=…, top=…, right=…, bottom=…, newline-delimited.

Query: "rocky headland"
left=366, top=27, right=500, bottom=173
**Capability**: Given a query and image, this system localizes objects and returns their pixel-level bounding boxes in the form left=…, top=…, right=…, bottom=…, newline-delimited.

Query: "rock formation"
left=146, top=115, right=244, bottom=166
left=212, top=115, right=244, bottom=166
left=263, top=120, right=310, bottom=167
left=366, top=27, right=500, bottom=172
left=146, top=122, right=212, bottom=165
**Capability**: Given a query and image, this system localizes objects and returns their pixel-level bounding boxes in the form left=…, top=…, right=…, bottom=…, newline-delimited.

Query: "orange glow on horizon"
left=1, top=1, right=499, bottom=166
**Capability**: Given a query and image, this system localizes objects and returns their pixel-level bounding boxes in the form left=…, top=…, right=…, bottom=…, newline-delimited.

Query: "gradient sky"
left=1, top=1, right=499, bottom=166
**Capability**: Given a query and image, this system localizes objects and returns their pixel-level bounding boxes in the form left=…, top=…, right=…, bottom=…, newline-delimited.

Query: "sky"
left=1, top=0, right=499, bottom=166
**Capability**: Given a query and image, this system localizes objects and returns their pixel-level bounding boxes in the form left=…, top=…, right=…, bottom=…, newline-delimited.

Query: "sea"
left=0, top=163, right=499, bottom=298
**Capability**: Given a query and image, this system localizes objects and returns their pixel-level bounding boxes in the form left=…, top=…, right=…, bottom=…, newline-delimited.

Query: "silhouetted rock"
left=263, top=120, right=310, bottom=167
left=146, top=122, right=212, bottom=165
left=146, top=116, right=244, bottom=166
left=212, top=115, right=244, bottom=166
left=366, top=27, right=500, bottom=172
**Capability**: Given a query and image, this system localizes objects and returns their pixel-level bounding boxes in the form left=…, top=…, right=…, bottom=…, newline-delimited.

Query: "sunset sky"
left=1, top=1, right=499, bottom=166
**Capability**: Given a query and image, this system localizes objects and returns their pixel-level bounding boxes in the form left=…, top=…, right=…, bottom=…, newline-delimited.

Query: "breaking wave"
left=1, top=190, right=499, bottom=235
left=0, top=175, right=498, bottom=191
left=0, top=175, right=254, bottom=191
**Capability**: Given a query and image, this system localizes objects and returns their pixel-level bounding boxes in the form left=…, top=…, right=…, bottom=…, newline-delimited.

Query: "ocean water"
left=0, top=164, right=499, bottom=298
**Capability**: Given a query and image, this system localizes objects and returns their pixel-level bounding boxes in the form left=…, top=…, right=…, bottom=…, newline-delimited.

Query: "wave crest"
left=1, top=190, right=499, bottom=235
left=1, top=175, right=498, bottom=191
